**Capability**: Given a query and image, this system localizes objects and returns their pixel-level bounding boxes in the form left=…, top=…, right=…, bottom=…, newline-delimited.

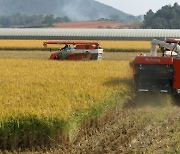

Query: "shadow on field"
left=103, top=77, right=175, bottom=108
left=103, top=77, right=133, bottom=88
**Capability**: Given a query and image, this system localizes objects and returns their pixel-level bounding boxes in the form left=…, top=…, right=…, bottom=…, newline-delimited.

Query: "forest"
left=142, top=3, right=180, bottom=29
left=0, top=13, right=71, bottom=28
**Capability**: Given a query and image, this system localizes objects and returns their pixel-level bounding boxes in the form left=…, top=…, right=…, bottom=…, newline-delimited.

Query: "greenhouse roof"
left=0, top=28, right=180, bottom=40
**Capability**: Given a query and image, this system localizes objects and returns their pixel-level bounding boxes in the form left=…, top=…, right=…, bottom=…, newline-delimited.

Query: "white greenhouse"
left=0, top=28, right=180, bottom=40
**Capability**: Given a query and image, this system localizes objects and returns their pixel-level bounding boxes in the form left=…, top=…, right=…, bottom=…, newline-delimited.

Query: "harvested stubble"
left=0, top=59, right=132, bottom=150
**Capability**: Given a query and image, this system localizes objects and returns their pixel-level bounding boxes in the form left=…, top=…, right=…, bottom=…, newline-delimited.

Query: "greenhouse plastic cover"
left=0, top=28, right=180, bottom=40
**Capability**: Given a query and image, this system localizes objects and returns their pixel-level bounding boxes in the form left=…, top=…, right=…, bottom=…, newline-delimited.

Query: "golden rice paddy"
left=0, top=40, right=151, bottom=49
left=0, top=59, right=132, bottom=120
left=0, top=39, right=146, bottom=121
left=0, top=48, right=133, bottom=149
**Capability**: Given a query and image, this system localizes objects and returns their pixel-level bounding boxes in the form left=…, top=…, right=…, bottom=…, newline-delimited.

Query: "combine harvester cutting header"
left=43, top=41, right=103, bottom=60
left=132, top=38, right=180, bottom=97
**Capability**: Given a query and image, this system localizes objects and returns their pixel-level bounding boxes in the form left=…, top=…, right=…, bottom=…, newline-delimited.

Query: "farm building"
left=0, top=28, right=180, bottom=40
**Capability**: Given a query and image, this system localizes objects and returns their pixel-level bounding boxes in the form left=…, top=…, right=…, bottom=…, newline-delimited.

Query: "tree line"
left=142, top=3, right=180, bottom=29
left=0, top=13, right=71, bottom=28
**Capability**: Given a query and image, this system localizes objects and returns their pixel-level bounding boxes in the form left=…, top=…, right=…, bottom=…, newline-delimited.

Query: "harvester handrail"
left=150, top=39, right=180, bottom=57
left=166, top=38, right=180, bottom=43
left=43, top=41, right=99, bottom=47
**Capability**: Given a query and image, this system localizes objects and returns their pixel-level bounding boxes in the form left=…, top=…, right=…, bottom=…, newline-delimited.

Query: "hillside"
left=0, top=0, right=139, bottom=22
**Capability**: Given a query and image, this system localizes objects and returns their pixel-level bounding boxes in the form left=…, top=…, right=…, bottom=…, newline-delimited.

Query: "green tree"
left=0, top=14, right=71, bottom=28
left=54, top=17, right=62, bottom=23
left=0, top=16, right=11, bottom=27
left=43, top=14, right=54, bottom=26
left=142, top=2, right=180, bottom=29
left=151, top=17, right=168, bottom=29
left=62, top=16, right=71, bottom=22
left=143, top=9, right=154, bottom=28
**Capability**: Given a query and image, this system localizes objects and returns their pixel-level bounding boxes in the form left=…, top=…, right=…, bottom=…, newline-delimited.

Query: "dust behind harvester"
left=43, top=41, right=103, bottom=60
left=132, top=38, right=180, bottom=97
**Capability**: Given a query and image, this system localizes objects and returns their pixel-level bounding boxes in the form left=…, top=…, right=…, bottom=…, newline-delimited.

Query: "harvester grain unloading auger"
left=43, top=41, right=103, bottom=60
left=132, top=38, right=180, bottom=97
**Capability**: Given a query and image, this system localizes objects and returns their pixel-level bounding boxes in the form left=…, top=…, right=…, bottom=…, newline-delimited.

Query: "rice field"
left=0, top=40, right=151, bottom=50
left=0, top=59, right=131, bottom=120
left=0, top=40, right=179, bottom=152
left=0, top=58, right=132, bottom=149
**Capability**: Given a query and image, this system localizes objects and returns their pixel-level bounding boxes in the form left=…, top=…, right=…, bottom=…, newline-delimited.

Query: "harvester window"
left=61, top=44, right=71, bottom=51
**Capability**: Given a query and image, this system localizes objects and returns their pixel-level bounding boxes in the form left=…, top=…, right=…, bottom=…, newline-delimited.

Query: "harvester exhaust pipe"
left=150, top=39, right=158, bottom=57
left=176, top=45, right=180, bottom=58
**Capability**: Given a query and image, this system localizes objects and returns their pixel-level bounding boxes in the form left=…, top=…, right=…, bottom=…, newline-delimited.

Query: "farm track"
left=0, top=51, right=138, bottom=61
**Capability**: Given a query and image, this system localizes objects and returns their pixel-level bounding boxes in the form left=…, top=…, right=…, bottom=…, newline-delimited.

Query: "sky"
left=95, top=0, right=179, bottom=16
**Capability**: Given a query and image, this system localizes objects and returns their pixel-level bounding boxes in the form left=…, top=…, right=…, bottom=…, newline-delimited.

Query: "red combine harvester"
left=132, top=38, right=180, bottom=96
left=43, top=41, right=103, bottom=60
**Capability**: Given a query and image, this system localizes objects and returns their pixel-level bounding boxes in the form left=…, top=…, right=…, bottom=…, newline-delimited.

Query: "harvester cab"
left=132, top=38, right=180, bottom=96
left=43, top=41, right=103, bottom=60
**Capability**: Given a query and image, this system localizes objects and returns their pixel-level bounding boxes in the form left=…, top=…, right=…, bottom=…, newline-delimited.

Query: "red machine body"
left=49, top=52, right=58, bottom=60
left=43, top=41, right=103, bottom=61
left=133, top=38, right=180, bottom=95
left=173, top=59, right=180, bottom=89
left=63, top=52, right=91, bottom=60
left=134, top=56, right=173, bottom=65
